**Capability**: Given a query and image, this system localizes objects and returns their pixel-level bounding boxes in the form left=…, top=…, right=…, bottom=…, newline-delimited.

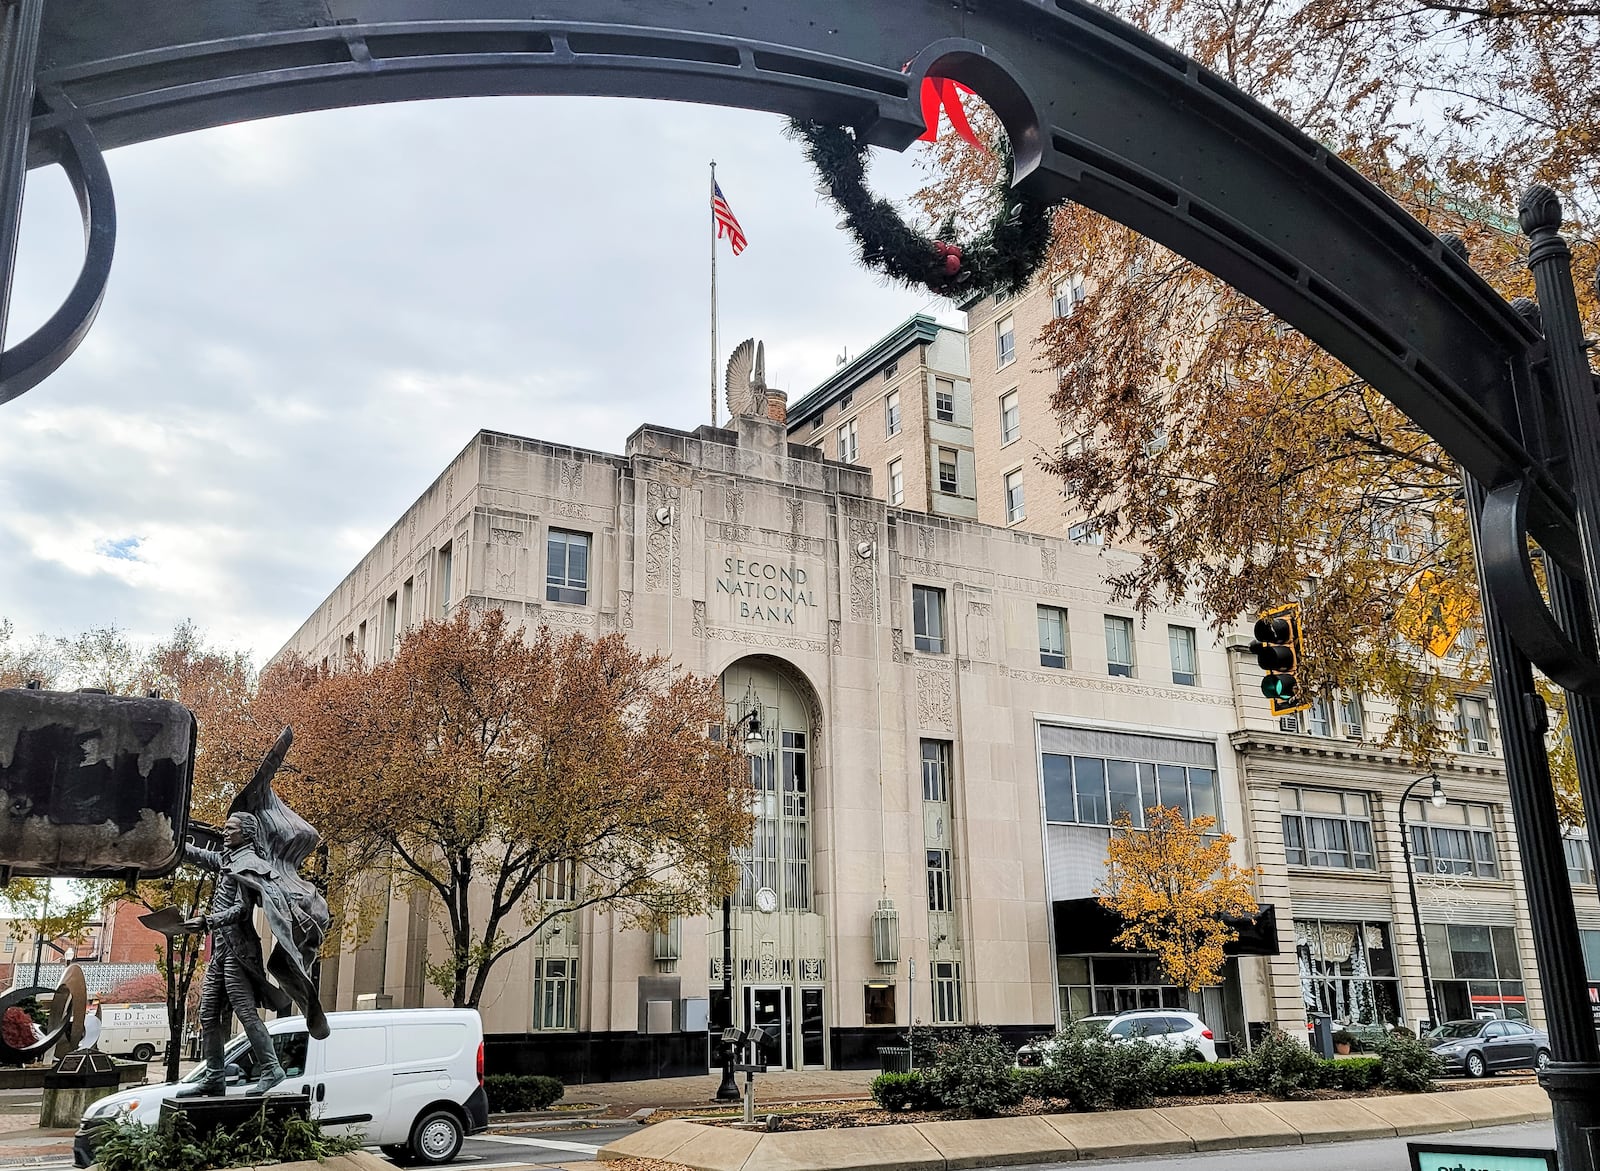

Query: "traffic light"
left=1251, top=604, right=1308, bottom=716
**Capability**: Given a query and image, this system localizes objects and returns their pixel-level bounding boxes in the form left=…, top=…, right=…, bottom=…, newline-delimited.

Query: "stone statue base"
left=160, top=1092, right=311, bottom=1141
left=40, top=1051, right=120, bottom=1128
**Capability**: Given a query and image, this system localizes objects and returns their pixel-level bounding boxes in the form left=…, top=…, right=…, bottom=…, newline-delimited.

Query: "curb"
left=597, top=1084, right=1552, bottom=1171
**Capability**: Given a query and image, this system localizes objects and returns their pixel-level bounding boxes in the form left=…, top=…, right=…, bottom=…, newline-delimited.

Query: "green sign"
left=1407, top=1143, right=1557, bottom=1171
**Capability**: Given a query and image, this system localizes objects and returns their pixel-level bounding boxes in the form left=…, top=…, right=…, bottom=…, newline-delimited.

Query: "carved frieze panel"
left=645, top=480, right=682, bottom=595
left=916, top=669, right=954, bottom=730
left=848, top=519, right=876, bottom=621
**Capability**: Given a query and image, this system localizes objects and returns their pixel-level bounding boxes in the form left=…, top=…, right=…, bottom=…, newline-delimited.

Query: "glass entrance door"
left=801, top=988, right=825, bottom=1067
left=746, top=986, right=789, bottom=1069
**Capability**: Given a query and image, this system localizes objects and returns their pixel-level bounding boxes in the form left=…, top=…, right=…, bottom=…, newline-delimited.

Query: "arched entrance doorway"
left=717, top=656, right=827, bottom=1070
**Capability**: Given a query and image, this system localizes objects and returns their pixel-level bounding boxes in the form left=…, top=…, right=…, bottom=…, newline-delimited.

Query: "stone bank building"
left=277, top=393, right=1596, bottom=1079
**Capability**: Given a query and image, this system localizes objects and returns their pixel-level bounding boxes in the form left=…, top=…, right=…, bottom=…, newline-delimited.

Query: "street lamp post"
left=1398, top=773, right=1447, bottom=1032
left=716, top=700, right=764, bottom=1104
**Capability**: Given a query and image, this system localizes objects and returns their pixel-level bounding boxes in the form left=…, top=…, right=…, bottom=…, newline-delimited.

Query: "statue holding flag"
left=157, top=728, right=330, bottom=1097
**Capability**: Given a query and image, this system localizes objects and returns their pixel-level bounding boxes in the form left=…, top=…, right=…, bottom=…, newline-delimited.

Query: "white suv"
left=1018, top=1009, right=1218, bottom=1067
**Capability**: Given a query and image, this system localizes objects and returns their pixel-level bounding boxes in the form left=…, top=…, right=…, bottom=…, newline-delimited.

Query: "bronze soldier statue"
left=176, top=728, right=330, bottom=1098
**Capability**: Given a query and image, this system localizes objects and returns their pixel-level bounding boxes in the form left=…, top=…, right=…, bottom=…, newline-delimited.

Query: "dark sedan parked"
left=1425, top=1018, right=1550, bottom=1077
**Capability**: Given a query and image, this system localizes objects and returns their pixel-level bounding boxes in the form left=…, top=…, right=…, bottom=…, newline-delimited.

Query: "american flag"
left=712, top=182, right=747, bottom=255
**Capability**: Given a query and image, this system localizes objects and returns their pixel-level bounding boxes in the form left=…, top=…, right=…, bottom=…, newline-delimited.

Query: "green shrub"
left=925, top=1029, right=1025, bottom=1117
left=1378, top=1030, right=1444, bottom=1092
left=1241, top=1029, right=1323, bottom=1098
left=1325, top=1056, right=1383, bottom=1091
left=1038, top=1033, right=1177, bottom=1111
left=485, top=1073, right=565, bottom=1113
left=1164, top=1060, right=1239, bottom=1096
left=93, top=1104, right=361, bottom=1171
left=872, top=1070, right=937, bottom=1111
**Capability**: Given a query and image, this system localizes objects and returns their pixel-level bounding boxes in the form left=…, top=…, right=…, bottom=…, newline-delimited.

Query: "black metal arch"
left=15, top=1, right=1575, bottom=578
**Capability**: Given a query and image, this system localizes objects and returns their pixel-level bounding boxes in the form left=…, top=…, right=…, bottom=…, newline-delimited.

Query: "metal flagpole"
left=710, top=160, right=718, bottom=429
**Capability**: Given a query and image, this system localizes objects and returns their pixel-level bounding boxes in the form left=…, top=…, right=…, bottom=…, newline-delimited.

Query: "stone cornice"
left=1229, top=730, right=1506, bottom=780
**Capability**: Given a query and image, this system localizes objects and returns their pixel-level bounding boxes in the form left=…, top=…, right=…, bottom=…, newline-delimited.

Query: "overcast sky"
left=0, top=97, right=959, bottom=661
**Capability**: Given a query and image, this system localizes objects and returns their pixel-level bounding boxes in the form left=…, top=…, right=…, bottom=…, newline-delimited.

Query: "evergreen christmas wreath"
left=787, top=119, right=1055, bottom=299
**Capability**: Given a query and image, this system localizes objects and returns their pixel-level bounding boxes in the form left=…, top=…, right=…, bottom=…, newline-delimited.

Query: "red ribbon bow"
left=918, top=77, right=984, bottom=150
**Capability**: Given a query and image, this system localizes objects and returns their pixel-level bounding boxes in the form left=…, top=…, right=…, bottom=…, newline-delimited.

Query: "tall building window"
left=436, top=542, right=453, bottom=618
left=932, top=960, right=964, bottom=1023
left=1000, top=391, right=1021, bottom=444
left=888, top=458, right=904, bottom=506
left=938, top=449, right=958, bottom=495
left=1038, top=605, right=1068, bottom=668
left=1281, top=787, right=1376, bottom=870
left=533, top=957, right=578, bottom=1030
left=1042, top=753, right=1218, bottom=828
left=1104, top=615, right=1134, bottom=677
left=996, top=315, right=1015, bottom=367
left=921, top=739, right=952, bottom=802
left=401, top=576, right=414, bottom=631
left=1004, top=470, right=1026, bottom=523
left=885, top=390, right=901, bottom=437
left=1068, top=520, right=1104, bottom=546
left=1406, top=799, right=1499, bottom=878
left=1053, top=274, right=1087, bottom=317
left=1339, top=692, right=1365, bottom=739
left=728, top=669, right=814, bottom=914
left=935, top=378, right=956, bottom=423
left=913, top=586, right=947, bottom=653
left=1306, top=695, right=1332, bottom=737
left=926, top=849, right=953, bottom=912
left=837, top=419, right=859, bottom=463
left=1565, top=836, right=1596, bottom=887
left=546, top=529, right=591, bottom=604
left=1456, top=696, right=1491, bottom=753
left=1168, top=626, right=1197, bottom=686
left=1425, top=923, right=1525, bottom=1022
left=382, top=593, right=398, bottom=658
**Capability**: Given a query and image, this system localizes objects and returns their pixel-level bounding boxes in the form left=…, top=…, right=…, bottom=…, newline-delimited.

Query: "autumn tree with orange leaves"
left=1097, top=807, right=1261, bottom=992
left=257, top=609, right=752, bottom=1009
left=913, top=0, right=1599, bottom=809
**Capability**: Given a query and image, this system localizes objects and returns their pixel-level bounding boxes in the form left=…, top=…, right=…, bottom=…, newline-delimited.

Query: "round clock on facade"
left=755, top=886, right=778, bottom=914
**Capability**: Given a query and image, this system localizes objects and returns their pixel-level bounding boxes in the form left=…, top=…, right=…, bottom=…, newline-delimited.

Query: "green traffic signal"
left=1252, top=606, right=1303, bottom=713
left=1261, top=674, right=1297, bottom=700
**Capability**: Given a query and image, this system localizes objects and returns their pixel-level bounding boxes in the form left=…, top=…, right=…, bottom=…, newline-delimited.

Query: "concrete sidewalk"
left=598, top=1083, right=1553, bottom=1171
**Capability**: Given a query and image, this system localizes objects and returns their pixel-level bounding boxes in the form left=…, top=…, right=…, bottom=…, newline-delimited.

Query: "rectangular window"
left=864, top=983, right=896, bottom=1026
left=888, top=458, right=904, bottom=506
left=357, top=620, right=367, bottom=660
left=1053, top=275, right=1086, bottom=318
left=938, top=449, right=958, bottom=495
left=1000, top=391, right=1021, bottom=444
left=935, top=378, right=956, bottom=423
left=926, top=849, right=953, bottom=912
left=1281, top=787, right=1376, bottom=870
left=401, top=576, right=414, bottom=631
left=1038, top=605, right=1068, bottom=669
left=921, top=739, right=952, bottom=802
left=885, top=390, right=901, bottom=437
left=545, top=529, right=591, bottom=605
left=1168, top=626, right=1197, bottom=686
left=996, top=315, right=1015, bottom=367
left=932, top=961, right=964, bottom=1023
left=1068, top=520, right=1104, bottom=546
left=382, top=593, right=398, bottom=658
left=436, top=542, right=453, bottom=618
left=1407, top=800, right=1499, bottom=878
left=884, top=361, right=898, bottom=379
left=1306, top=695, right=1332, bottom=737
left=1104, top=615, right=1134, bottom=677
left=837, top=419, right=859, bottom=463
left=913, top=586, right=947, bottom=653
left=1339, top=692, right=1365, bottom=740
left=1565, top=837, right=1596, bottom=887
left=534, top=957, right=578, bottom=1030
left=1457, top=696, right=1491, bottom=753
left=1004, top=470, right=1026, bottom=523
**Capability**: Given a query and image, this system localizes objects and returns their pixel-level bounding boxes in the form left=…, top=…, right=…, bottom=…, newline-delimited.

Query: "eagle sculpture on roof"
left=724, top=338, right=770, bottom=420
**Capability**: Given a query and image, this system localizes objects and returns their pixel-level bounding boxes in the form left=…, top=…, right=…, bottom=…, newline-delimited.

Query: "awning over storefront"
left=1052, top=898, right=1281, bottom=957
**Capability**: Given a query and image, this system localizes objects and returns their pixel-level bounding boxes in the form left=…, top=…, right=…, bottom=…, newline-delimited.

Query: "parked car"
left=1425, top=1018, right=1551, bottom=1078
left=74, top=1008, right=489, bottom=1167
left=1017, top=1009, right=1219, bottom=1066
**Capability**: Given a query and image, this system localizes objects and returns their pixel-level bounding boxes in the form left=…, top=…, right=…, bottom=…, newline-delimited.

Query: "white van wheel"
left=409, top=1110, right=464, bottom=1165
left=130, top=1044, right=156, bottom=1063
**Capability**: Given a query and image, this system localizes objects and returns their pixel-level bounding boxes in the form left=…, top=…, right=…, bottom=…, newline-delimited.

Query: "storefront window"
left=1426, top=923, right=1526, bottom=1021
left=1294, top=919, right=1403, bottom=1028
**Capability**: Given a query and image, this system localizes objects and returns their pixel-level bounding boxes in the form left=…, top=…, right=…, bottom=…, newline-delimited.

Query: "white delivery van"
left=75, top=1008, right=489, bottom=1167
left=95, top=1002, right=168, bottom=1062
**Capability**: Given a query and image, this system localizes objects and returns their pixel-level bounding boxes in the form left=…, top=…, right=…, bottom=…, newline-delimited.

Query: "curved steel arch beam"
left=17, top=1, right=1577, bottom=571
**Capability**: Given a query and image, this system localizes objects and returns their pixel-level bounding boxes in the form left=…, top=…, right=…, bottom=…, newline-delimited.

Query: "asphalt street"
left=994, top=1121, right=1559, bottom=1171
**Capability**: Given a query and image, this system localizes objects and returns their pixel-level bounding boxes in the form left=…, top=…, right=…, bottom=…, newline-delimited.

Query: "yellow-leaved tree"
left=1097, top=806, right=1261, bottom=992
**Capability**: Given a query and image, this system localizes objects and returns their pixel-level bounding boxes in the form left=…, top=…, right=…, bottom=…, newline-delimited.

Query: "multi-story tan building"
left=786, top=314, right=977, bottom=522
left=277, top=399, right=1297, bottom=1079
